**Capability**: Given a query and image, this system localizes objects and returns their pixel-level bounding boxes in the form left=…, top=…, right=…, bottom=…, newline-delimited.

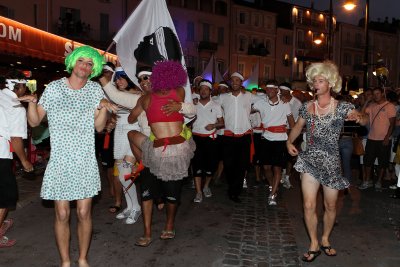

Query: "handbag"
left=352, top=133, right=364, bottom=156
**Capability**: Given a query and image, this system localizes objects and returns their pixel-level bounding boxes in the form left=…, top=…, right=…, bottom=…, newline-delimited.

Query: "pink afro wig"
left=151, top=60, right=188, bottom=92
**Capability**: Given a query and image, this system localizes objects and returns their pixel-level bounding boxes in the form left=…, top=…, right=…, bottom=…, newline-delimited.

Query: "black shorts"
left=192, top=135, right=219, bottom=176
left=259, top=139, right=287, bottom=167
left=252, top=132, right=262, bottom=165
left=96, top=131, right=114, bottom=169
left=138, top=167, right=183, bottom=204
left=0, top=159, right=18, bottom=208
left=364, top=139, right=392, bottom=168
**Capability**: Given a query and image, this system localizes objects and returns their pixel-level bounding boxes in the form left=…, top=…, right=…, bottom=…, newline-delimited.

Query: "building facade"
left=1, top=0, right=399, bottom=89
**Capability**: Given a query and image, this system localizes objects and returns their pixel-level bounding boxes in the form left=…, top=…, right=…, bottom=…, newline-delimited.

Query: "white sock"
left=118, top=161, right=141, bottom=211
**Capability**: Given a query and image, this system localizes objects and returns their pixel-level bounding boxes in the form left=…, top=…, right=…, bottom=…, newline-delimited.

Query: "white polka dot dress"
left=38, top=78, right=104, bottom=200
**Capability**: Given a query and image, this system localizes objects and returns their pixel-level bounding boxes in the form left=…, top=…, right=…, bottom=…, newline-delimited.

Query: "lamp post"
left=344, top=0, right=370, bottom=91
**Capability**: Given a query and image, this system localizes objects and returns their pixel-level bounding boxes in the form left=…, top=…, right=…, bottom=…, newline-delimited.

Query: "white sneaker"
left=268, top=194, right=277, bottom=206
left=243, top=178, right=248, bottom=188
left=193, top=192, right=203, bottom=203
left=282, top=175, right=292, bottom=189
left=203, top=187, right=212, bottom=198
left=125, top=210, right=141, bottom=224
left=116, top=208, right=130, bottom=220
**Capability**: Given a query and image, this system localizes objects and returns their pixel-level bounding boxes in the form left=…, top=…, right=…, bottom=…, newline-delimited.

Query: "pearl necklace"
left=314, top=97, right=335, bottom=123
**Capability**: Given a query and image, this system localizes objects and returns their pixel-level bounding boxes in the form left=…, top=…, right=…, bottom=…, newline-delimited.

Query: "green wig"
left=65, top=46, right=105, bottom=79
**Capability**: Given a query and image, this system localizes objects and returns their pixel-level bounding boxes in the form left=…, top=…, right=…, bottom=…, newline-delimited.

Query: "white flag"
left=113, top=0, right=192, bottom=103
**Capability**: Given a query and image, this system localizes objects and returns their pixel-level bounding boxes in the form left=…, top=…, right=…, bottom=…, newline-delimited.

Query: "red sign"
left=0, top=16, right=117, bottom=64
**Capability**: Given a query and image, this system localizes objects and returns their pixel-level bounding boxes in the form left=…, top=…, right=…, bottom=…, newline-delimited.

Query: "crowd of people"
left=2, top=46, right=400, bottom=266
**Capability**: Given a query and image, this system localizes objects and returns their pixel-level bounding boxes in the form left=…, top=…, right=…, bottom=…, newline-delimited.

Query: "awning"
left=0, top=16, right=117, bottom=64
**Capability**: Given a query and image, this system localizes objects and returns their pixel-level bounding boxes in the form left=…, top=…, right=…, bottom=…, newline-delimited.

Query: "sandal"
left=301, top=250, right=321, bottom=262
left=0, top=236, right=16, bottom=248
left=135, top=237, right=152, bottom=247
left=0, top=219, right=14, bottom=236
left=320, top=245, right=337, bottom=256
left=108, top=205, right=121, bottom=214
left=160, top=230, right=175, bottom=240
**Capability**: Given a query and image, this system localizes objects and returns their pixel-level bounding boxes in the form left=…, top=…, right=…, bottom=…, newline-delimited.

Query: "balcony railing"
left=293, top=17, right=327, bottom=30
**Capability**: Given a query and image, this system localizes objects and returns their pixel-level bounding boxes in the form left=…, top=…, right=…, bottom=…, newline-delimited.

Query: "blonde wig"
left=305, top=61, right=342, bottom=93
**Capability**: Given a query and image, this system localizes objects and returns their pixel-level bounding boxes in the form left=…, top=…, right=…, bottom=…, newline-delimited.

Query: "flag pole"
left=102, top=41, right=116, bottom=56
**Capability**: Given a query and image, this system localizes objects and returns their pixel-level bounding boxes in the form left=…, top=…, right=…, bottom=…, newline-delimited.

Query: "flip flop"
left=108, top=205, right=121, bottom=214
left=0, top=236, right=16, bottom=248
left=135, top=237, right=152, bottom=247
left=320, top=245, right=337, bottom=256
left=301, top=250, right=321, bottom=262
left=160, top=230, right=175, bottom=240
left=0, top=219, right=14, bottom=236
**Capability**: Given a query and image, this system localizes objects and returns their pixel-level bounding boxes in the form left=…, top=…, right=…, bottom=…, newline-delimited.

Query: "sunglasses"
left=138, top=76, right=149, bottom=83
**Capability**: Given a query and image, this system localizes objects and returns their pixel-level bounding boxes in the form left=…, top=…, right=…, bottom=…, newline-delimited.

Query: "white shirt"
left=192, top=99, right=223, bottom=137
left=289, top=96, right=302, bottom=122
left=253, top=98, right=292, bottom=141
left=216, top=91, right=259, bottom=135
left=249, top=112, right=262, bottom=133
left=0, top=89, right=27, bottom=159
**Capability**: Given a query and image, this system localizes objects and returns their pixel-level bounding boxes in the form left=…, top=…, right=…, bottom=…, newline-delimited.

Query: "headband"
left=137, top=71, right=152, bottom=77
left=231, top=72, right=244, bottom=81
left=103, top=65, right=114, bottom=72
left=199, top=81, right=212, bottom=89
left=5, top=79, right=27, bottom=91
left=218, top=83, right=229, bottom=88
left=266, top=84, right=278, bottom=88
left=279, top=85, right=291, bottom=91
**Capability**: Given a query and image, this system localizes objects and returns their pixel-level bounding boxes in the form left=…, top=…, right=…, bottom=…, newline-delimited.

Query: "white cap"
left=103, top=65, right=114, bottom=72
left=230, top=72, right=244, bottom=81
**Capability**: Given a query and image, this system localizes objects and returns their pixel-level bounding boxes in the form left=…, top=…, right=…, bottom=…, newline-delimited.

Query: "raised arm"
left=18, top=94, right=47, bottom=127
left=128, top=95, right=146, bottom=124
left=99, top=77, right=140, bottom=109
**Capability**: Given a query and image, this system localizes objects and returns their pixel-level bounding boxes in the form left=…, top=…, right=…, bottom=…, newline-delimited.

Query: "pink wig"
left=151, top=60, right=187, bottom=92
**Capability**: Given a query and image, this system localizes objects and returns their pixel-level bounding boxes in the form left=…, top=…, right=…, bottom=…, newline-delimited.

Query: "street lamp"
left=343, top=0, right=370, bottom=91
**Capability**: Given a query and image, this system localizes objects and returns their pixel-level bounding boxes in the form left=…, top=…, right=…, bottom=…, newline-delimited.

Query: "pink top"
left=147, top=89, right=184, bottom=124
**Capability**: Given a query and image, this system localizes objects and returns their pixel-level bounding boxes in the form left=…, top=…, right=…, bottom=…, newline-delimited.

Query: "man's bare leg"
left=301, top=173, right=321, bottom=260
left=76, top=198, right=93, bottom=267
left=54, top=200, right=71, bottom=267
left=321, top=185, right=339, bottom=256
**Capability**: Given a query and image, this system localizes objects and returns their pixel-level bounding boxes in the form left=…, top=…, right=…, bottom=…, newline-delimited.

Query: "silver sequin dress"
left=294, top=101, right=354, bottom=190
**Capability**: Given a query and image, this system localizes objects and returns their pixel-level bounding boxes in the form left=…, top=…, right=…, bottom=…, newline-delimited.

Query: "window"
left=183, top=0, right=197, bottom=10
left=355, top=33, right=362, bottom=46
left=264, top=16, right=272, bottom=29
left=215, top=1, right=227, bottom=16
left=217, top=27, right=224, bottom=45
left=217, top=61, right=224, bottom=74
left=239, top=12, right=246, bottom=24
left=168, top=0, right=181, bottom=7
left=187, top=22, right=194, bottom=41
left=200, top=0, right=212, bottom=12
left=354, top=54, right=362, bottom=65
left=283, top=54, right=290, bottom=66
left=283, top=35, right=292, bottom=45
left=100, top=13, right=109, bottom=41
left=253, top=13, right=261, bottom=27
left=343, top=53, right=352, bottom=66
left=264, top=65, right=271, bottom=80
left=238, top=63, right=245, bottom=74
left=265, top=39, right=272, bottom=53
left=203, top=23, right=210, bottom=42
left=239, top=36, right=247, bottom=51
left=346, top=32, right=350, bottom=43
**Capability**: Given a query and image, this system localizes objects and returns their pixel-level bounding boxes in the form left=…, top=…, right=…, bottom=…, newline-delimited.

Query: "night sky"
left=278, top=0, right=400, bottom=25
